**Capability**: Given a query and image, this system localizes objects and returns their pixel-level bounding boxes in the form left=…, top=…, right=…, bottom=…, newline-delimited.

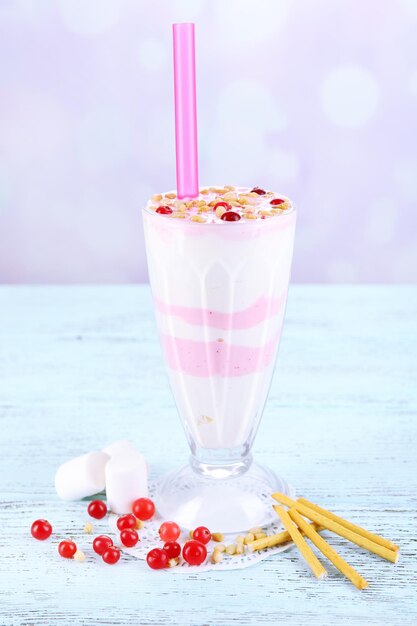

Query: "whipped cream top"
left=146, top=186, right=293, bottom=223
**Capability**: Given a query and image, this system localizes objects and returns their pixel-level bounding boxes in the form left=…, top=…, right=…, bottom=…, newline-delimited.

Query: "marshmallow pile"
left=55, top=440, right=148, bottom=514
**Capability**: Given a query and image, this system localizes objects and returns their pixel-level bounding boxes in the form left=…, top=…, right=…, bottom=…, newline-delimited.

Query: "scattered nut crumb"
left=84, top=522, right=93, bottom=534
left=135, top=518, right=144, bottom=530
left=168, top=557, right=179, bottom=568
left=225, top=544, right=236, bottom=555
left=244, top=532, right=255, bottom=544
left=190, top=215, right=206, bottom=223
left=212, top=532, right=224, bottom=542
left=249, top=527, right=263, bottom=534
left=214, top=543, right=226, bottom=553
left=211, top=550, right=223, bottom=564
left=189, top=530, right=194, bottom=539
left=74, top=550, right=86, bottom=562
left=151, top=194, right=163, bottom=201
left=165, top=192, right=176, bottom=199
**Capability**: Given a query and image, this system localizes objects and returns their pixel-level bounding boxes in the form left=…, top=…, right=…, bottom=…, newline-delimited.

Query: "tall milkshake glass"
left=143, top=187, right=296, bottom=532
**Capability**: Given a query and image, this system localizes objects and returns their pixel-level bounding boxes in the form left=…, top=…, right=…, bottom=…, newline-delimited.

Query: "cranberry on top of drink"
left=148, top=186, right=293, bottom=223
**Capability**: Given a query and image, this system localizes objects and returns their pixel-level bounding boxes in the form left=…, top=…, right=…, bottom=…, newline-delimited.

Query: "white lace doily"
left=108, top=482, right=296, bottom=573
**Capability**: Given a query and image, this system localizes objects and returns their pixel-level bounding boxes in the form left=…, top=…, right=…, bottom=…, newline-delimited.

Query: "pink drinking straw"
left=173, top=23, right=199, bottom=199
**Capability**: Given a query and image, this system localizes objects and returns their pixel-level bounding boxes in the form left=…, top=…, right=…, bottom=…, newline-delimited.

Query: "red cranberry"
left=163, top=541, right=181, bottom=559
left=102, top=546, right=121, bottom=565
left=270, top=198, right=285, bottom=205
left=120, top=529, right=139, bottom=548
left=31, top=519, right=52, bottom=541
left=156, top=206, right=173, bottom=215
left=146, top=548, right=168, bottom=570
left=182, top=540, right=207, bottom=566
left=116, top=514, right=137, bottom=531
left=192, top=526, right=211, bottom=545
left=213, top=201, right=231, bottom=211
left=87, top=500, right=107, bottom=520
left=221, top=211, right=241, bottom=222
left=93, top=535, right=113, bottom=555
left=251, top=187, right=266, bottom=195
left=132, top=497, right=155, bottom=521
left=58, top=540, right=77, bottom=559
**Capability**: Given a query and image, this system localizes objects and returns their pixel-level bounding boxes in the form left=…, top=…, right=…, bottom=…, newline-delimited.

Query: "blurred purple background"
left=0, top=0, right=416, bottom=283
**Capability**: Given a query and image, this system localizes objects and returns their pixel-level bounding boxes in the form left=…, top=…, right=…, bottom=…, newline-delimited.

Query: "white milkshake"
left=143, top=185, right=296, bottom=458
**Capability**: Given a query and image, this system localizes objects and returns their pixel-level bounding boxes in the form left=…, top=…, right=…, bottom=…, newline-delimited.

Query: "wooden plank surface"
left=0, top=285, right=416, bottom=625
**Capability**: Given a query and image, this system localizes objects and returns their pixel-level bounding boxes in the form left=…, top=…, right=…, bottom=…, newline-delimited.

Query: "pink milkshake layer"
left=143, top=186, right=296, bottom=450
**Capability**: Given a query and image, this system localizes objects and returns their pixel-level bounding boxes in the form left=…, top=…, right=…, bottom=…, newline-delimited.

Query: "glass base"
left=155, top=456, right=293, bottom=533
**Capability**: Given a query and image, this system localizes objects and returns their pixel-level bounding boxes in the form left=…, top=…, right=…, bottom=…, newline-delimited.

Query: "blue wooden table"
left=0, top=286, right=416, bottom=625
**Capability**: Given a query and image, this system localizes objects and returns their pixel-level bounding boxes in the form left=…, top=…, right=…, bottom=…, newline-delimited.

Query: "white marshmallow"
left=55, top=451, right=110, bottom=501
left=102, top=440, right=137, bottom=459
left=105, top=450, right=148, bottom=514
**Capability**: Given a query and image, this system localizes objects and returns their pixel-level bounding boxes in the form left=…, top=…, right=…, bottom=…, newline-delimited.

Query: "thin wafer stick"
left=288, top=508, right=369, bottom=590
left=298, top=497, right=399, bottom=552
left=272, top=494, right=399, bottom=564
left=247, top=522, right=322, bottom=552
left=274, top=506, right=327, bottom=580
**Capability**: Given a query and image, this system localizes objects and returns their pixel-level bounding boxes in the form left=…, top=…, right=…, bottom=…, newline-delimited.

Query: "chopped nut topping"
left=148, top=187, right=292, bottom=223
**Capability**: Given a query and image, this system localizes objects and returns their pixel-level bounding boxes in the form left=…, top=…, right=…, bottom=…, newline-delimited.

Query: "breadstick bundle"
left=247, top=492, right=399, bottom=590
